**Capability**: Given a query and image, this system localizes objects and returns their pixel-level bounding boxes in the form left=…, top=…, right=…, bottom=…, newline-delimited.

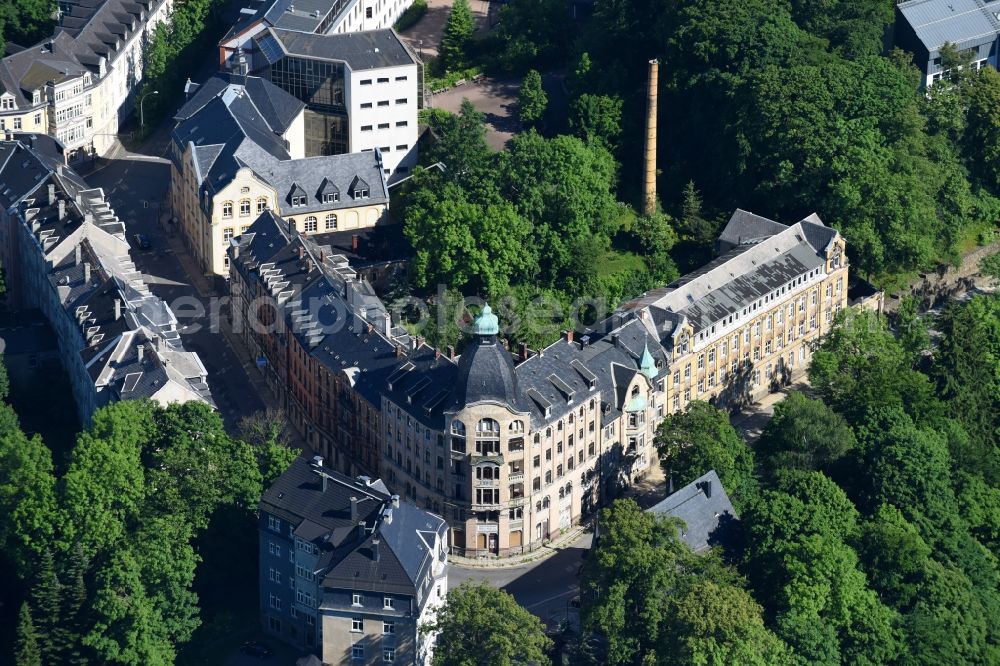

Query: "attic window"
left=322, top=192, right=339, bottom=204
left=0, top=97, right=13, bottom=110
left=292, top=195, right=306, bottom=207
left=354, top=188, right=369, bottom=199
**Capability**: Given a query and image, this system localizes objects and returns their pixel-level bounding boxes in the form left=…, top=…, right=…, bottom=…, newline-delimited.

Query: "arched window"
left=256, top=197, right=268, bottom=214
left=451, top=421, right=466, bottom=435
left=558, top=488, right=565, bottom=500
left=542, top=497, right=550, bottom=509
left=239, top=199, right=251, bottom=217
left=304, top=216, right=317, bottom=232
left=325, top=213, right=338, bottom=230
left=568, top=414, right=575, bottom=425
left=288, top=218, right=296, bottom=230
left=222, top=201, right=233, bottom=218
left=631, top=385, right=640, bottom=398
left=477, top=418, right=500, bottom=433
left=509, top=420, right=524, bottom=433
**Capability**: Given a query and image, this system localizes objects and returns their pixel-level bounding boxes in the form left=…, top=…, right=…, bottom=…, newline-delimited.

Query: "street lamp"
left=139, top=90, right=159, bottom=130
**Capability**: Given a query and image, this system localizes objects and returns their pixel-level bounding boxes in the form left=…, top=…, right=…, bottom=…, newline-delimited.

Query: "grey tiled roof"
left=261, top=456, right=446, bottom=596
left=717, top=208, right=789, bottom=253
left=647, top=469, right=738, bottom=553
left=898, top=0, right=1000, bottom=51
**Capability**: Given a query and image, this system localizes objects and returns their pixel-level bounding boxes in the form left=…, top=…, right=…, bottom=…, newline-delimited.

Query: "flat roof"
left=265, top=27, right=416, bottom=70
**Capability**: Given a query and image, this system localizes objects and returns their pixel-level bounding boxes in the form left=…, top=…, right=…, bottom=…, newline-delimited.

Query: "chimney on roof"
left=520, top=342, right=530, bottom=361
left=391, top=494, right=400, bottom=509
left=232, top=244, right=240, bottom=260
left=563, top=330, right=574, bottom=344
left=114, top=298, right=122, bottom=320
left=151, top=334, right=160, bottom=351
left=350, top=496, right=358, bottom=521
left=701, top=479, right=712, bottom=498
left=137, top=343, right=144, bottom=363
left=298, top=246, right=305, bottom=261
left=58, top=199, right=65, bottom=220
left=287, top=217, right=294, bottom=234
left=416, top=336, right=425, bottom=348
left=84, top=212, right=93, bottom=225
left=47, top=184, right=55, bottom=206
left=395, top=345, right=404, bottom=358
left=642, top=58, right=659, bottom=216
left=351, top=234, right=359, bottom=252
left=611, top=333, right=620, bottom=348
left=434, top=347, right=441, bottom=360
left=83, top=262, right=91, bottom=284
left=447, top=345, right=455, bottom=360
left=318, top=249, right=325, bottom=263
left=371, top=533, right=380, bottom=561
left=74, top=244, right=81, bottom=266
left=306, top=258, right=314, bottom=273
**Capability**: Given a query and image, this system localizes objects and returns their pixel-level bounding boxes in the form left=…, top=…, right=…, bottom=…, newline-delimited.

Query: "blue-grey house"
left=895, top=0, right=1000, bottom=87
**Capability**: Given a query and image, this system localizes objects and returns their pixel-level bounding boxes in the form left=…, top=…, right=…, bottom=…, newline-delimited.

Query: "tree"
left=656, top=401, right=756, bottom=511
left=15, top=602, right=42, bottom=666
left=439, top=0, right=474, bottom=71
left=429, top=581, right=552, bottom=666
left=237, top=408, right=298, bottom=484
left=660, top=580, right=793, bottom=666
left=757, top=391, right=856, bottom=473
left=518, top=69, right=548, bottom=126
left=962, top=63, right=1000, bottom=191
left=570, top=94, right=623, bottom=148
left=679, top=181, right=717, bottom=246
left=30, top=550, right=64, bottom=663
left=423, top=100, right=492, bottom=189
left=894, top=296, right=931, bottom=360
left=979, top=250, right=1000, bottom=282
left=581, top=499, right=693, bottom=664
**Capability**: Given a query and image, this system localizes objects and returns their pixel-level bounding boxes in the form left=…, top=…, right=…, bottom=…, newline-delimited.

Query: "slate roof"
left=449, top=334, right=527, bottom=413
left=623, top=211, right=838, bottom=344
left=261, top=28, right=417, bottom=71
left=172, top=74, right=389, bottom=207
left=897, top=0, right=1000, bottom=52
left=261, top=456, right=447, bottom=597
left=0, top=139, right=214, bottom=411
left=0, top=0, right=170, bottom=108
left=647, top=470, right=738, bottom=553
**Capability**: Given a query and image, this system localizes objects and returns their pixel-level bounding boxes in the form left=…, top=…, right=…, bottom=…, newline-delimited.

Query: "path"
left=396, top=0, right=494, bottom=61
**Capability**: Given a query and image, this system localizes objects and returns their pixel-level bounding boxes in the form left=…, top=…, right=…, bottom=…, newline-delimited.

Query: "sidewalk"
left=449, top=523, right=591, bottom=569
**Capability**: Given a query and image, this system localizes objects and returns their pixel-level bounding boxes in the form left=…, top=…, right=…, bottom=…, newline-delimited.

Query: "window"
left=325, top=213, right=338, bottom=230
left=0, top=97, right=13, bottom=110
left=361, top=125, right=373, bottom=131
left=377, top=100, right=390, bottom=107
left=269, top=593, right=282, bottom=610
left=384, top=596, right=394, bottom=609
left=352, top=593, right=362, bottom=606
left=352, top=617, right=363, bottom=632
left=366, top=6, right=373, bottom=17
left=269, top=542, right=281, bottom=557
left=384, top=649, right=395, bottom=663
left=361, top=79, right=372, bottom=85
left=396, top=120, right=408, bottom=127
left=13, top=117, right=20, bottom=130
left=304, top=216, right=317, bottom=232
left=257, top=197, right=268, bottom=214
left=380, top=146, right=391, bottom=152
left=697, top=354, right=704, bottom=369
left=395, top=98, right=407, bottom=105
left=223, top=227, right=234, bottom=242
left=354, top=188, right=370, bottom=199
left=292, top=195, right=306, bottom=207
left=396, top=75, right=408, bottom=81
left=222, top=202, right=233, bottom=218
left=288, top=218, right=297, bottom=230
left=352, top=645, right=364, bottom=660
left=34, top=113, right=42, bottom=125
left=240, top=199, right=251, bottom=217
left=361, top=102, right=373, bottom=109
left=383, top=620, right=395, bottom=634
left=378, top=77, right=389, bottom=83
left=396, top=144, right=408, bottom=151
left=378, top=122, right=390, bottom=129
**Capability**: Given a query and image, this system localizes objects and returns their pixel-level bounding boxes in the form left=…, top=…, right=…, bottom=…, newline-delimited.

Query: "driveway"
left=431, top=77, right=520, bottom=149
left=397, top=0, right=494, bottom=61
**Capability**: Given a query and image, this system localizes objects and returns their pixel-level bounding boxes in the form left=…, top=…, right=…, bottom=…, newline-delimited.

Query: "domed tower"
left=449, top=304, right=524, bottom=411
left=445, top=305, right=531, bottom=557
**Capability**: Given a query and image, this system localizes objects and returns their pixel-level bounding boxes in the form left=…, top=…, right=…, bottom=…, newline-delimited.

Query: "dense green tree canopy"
left=518, top=69, right=548, bottom=126
left=757, top=391, right=856, bottom=474
left=429, top=581, right=552, bottom=666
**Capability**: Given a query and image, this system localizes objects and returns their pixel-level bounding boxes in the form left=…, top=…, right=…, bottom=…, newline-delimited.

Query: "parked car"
left=133, top=233, right=152, bottom=251
left=239, top=641, right=272, bottom=658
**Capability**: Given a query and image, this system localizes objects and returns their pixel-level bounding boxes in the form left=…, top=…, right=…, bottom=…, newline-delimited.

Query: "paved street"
left=83, top=156, right=267, bottom=429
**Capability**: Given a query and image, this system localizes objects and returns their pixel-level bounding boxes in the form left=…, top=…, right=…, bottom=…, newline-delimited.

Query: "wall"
left=344, top=62, right=418, bottom=182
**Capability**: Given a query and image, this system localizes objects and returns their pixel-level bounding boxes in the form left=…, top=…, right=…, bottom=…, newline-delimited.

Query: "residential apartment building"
left=249, top=27, right=420, bottom=178
left=0, top=0, right=173, bottom=161
left=259, top=454, right=448, bottom=665
left=895, top=0, right=1000, bottom=87
left=230, top=208, right=850, bottom=559
left=219, top=0, right=418, bottom=73
left=169, top=74, right=389, bottom=277
left=0, top=137, right=213, bottom=421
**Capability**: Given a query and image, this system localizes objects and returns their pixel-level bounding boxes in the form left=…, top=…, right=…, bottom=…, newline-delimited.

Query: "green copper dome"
left=640, top=342, right=657, bottom=379
left=472, top=304, right=500, bottom=336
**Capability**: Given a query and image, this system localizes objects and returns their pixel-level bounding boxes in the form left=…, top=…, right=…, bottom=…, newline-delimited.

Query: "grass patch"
left=393, top=0, right=427, bottom=31
left=598, top=249, right=646, bottom=277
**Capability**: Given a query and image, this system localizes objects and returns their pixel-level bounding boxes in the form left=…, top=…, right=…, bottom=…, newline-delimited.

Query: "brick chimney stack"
left=643, top=58, right=659, bottom=216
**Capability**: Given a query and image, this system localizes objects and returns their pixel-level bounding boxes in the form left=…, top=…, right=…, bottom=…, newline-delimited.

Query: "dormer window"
left=323, top=193, right=338, bottom=204
left=0, top=96, right=13, bottom=110
left=354, top=188, right=369, bottom=199
left=292, top=195, right=306, bottom=206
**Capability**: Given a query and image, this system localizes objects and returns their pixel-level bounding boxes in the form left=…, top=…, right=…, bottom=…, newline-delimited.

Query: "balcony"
left=476, top=478, right=498, bottom=487
left=508, top=472, right=524, bottom=483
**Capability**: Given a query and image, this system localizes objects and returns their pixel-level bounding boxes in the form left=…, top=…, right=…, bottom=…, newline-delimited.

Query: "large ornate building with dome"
left=229, top=207, right=850, bottom=558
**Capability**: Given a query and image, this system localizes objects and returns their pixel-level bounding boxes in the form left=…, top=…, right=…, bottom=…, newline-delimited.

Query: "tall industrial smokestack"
left=642, top=58, right=659, bottom=216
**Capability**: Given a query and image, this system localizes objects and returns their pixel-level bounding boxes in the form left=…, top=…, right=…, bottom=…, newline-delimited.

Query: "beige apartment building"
left=230, top=207, right=852, bottom=559
left=0, top=0, right=174, bottom=162
left=170, top=74, right=389, bottom=276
